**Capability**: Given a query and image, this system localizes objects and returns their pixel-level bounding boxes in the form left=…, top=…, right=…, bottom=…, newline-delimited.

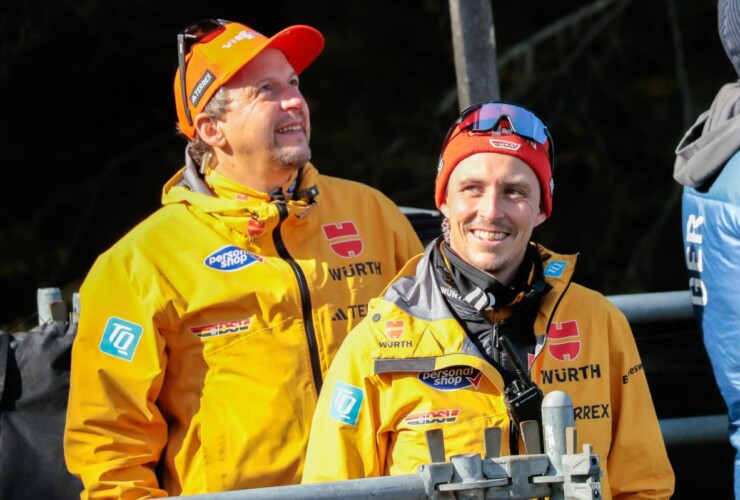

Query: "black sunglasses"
left=440, top=101, right=555, bottom=174
left=177, top=19, right=231, bottom=126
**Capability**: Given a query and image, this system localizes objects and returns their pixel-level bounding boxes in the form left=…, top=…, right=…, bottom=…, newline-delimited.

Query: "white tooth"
left=278, top=125, right=301, bottom=133
left=472, top=229, right=504, bottom=241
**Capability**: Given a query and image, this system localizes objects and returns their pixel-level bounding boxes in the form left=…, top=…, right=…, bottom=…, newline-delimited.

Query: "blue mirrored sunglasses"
left=440, top=101, right=554, bottom=173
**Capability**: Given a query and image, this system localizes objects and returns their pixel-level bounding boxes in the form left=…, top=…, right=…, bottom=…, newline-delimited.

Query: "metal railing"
left=181, top=392, right=602, bottom=499
left=171, top=290, right=726, bottom=499
left=35, top=287, right=728, bottom=449
left=606, top=290, right=728, bottom=447
left=32, top=287, right=730, bottom=497
left=607, top=289, right=695, bottom=323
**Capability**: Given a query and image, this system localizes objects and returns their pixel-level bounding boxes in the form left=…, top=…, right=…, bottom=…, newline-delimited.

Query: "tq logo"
left=547, top=320, right=582, bottom=362
left=322, top=221, right=364, bottom=258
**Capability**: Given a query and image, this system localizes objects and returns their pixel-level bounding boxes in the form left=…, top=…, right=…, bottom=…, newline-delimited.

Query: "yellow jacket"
left=63, top=162, right=423, bottom=498
left=303, top=242, right=674, bottom=499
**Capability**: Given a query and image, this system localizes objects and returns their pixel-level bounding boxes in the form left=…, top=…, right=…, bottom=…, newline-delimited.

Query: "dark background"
left=1, top=0, right=734, bottom=325
left=1, top=1, right=736, bottom=496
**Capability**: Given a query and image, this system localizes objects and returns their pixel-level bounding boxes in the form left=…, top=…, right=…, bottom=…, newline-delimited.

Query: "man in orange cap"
left=303, top=101, right=674, bottom=499
left=63, top=19, right=422, bottom=497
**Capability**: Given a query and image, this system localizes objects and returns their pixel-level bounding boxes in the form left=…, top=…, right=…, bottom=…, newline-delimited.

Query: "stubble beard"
left=468, top=249, right=504, bottom=276
left=271, top=145, right=311, bottom=171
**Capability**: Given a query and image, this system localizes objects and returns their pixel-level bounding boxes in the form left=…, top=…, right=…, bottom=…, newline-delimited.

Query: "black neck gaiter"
left=442, top=241, right=530, bottom=309
left=433, top=241, right=551, bottom=383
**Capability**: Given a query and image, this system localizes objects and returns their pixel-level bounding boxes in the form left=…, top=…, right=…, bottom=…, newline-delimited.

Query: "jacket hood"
left=674, top=82, right=740, bottom=188
left=384, top=238, right=577, bottom=323
left=160, top=148, right=320, bottom=243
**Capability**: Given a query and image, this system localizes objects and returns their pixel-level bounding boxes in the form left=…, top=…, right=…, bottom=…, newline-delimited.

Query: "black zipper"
left=491, top=322, right=501, bottom=365
left=272, top=200, right=324, bottom=395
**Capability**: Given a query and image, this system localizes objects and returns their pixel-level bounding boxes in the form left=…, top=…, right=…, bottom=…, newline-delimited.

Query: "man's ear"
left=194, top=113, right=225, bottom=148
left=439, top=200, right=450, bottom=218
left=534, top=208, right=547, bottom=228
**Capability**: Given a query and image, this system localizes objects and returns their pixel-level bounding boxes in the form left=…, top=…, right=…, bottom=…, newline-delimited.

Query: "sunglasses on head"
left=440, top=101, right=555, bottom=173
left=177, top=18, right=231, bottom=126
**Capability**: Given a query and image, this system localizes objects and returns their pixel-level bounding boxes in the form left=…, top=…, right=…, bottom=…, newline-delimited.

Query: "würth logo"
left=547, top=320, right=582, bottom=362
left=322, top=221, right=364, bottom=258
left=247, top=218, right=265, bottom=237
left=384, top=320, right=404, bottom=339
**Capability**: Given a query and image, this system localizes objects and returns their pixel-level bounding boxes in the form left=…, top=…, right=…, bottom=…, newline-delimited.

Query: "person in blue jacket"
left=674, top=0, right=740, bottom=496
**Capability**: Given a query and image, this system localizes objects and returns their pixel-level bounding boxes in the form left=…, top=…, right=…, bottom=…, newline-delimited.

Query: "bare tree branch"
left=665, top=0, right=694, bottom=129
left=27, top=130, right=173, bottom=284
left=625, top=0, right=692, bottom=278
left=626, top=183, right=683, bottom=278
left=437, top=0, right=634, bottom=114
left=498, top=0, right=628, bottom=67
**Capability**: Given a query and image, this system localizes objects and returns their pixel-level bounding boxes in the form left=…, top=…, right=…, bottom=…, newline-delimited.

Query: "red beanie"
left=435, top=122, right=553, bottom=217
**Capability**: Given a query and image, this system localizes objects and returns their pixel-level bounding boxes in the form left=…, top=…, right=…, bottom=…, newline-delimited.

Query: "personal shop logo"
left=419, top=366, right=483, bottom=391
left=205, top=245, right=263, bottom=272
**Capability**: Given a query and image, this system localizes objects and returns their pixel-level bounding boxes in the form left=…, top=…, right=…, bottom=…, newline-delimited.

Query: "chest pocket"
left=381, top=367, right=510, bottom=475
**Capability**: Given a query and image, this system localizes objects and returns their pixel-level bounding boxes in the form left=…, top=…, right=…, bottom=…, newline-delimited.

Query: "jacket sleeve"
left=605, top=306, right=675, bottom=499
left=64, top=251, right=168, bottom=499
left=302, top=323, right=385, bottom=482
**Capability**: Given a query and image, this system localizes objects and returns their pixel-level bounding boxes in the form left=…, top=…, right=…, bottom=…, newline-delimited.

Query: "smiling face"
left=440, top=152, right=546, bottom=285
left=201, top=48, right=312, bottom=191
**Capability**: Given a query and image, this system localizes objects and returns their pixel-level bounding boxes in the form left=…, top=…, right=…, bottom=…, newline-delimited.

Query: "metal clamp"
left=419, top=390, right=603, bottom=500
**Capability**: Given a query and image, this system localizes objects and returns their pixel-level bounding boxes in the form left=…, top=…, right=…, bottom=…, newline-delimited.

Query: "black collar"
left=441, top=241, right=537, bottom=311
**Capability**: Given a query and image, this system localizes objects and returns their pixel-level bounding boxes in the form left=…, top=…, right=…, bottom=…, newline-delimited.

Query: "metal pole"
left=71, top=291, right=81, bottom=324
left=660, top=414, right=729, bottom=446
left=448, top=0, right=501, bottom=111
left=607, top=290, right=695, bottom=323
left=541, top=391, right=574, bottom=500
left=179, top=475, right=427, bottom=499
left=37, top=287, right=63, bottom=325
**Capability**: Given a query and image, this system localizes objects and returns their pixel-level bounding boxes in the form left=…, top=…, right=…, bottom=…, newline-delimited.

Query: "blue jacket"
left=675, top=82, right=740, bottom=466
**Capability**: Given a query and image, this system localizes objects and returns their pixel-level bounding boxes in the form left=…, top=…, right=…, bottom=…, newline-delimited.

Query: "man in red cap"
left=63, top=19, right=422, bottom=497
left=303, top=101, right=674, bottom=498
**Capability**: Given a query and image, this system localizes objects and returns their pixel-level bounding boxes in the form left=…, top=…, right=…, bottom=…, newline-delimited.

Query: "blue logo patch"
left=544, top=261, right=567, bottom=278
left=205, top=246, right=263, bottom=272
left=330, top=381, right=364, bottom=425
left=99, top=317, right=143, bottom=362
left=419, top=366, right=483, bottom=391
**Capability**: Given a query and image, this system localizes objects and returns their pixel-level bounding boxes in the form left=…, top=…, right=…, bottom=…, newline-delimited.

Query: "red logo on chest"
left=247, top=219, right=266, bottom=237
left=384, top=320, right=404, bottom=339
left=547, top=320, right=582, bottom=362
left=322, top=221, right=364, bottom=258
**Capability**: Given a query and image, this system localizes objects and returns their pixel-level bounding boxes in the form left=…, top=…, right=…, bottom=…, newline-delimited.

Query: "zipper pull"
left=269, top=186, right=286, bottom=203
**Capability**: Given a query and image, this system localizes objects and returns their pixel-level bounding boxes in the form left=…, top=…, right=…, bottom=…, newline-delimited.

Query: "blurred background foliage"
left=0, top=0, right=734, bottom=328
